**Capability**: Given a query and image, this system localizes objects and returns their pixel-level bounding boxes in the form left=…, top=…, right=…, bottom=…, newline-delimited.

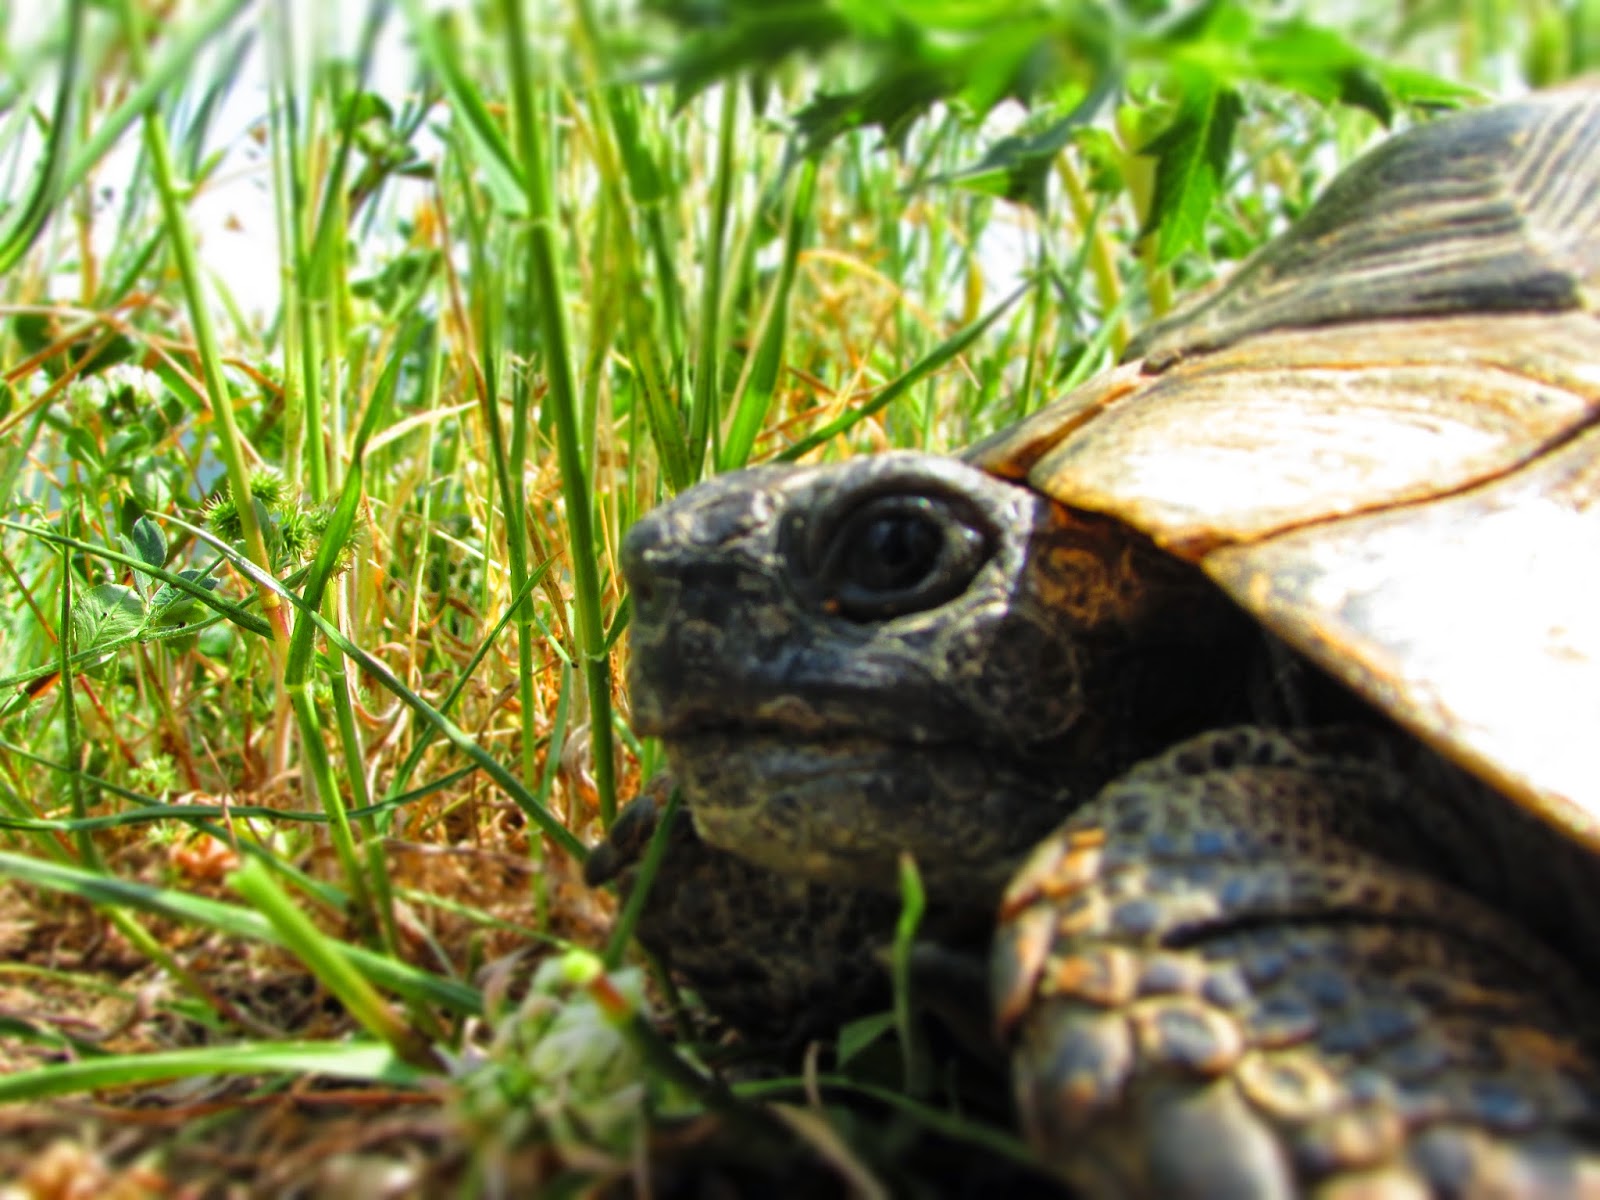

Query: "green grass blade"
left=0, top=1041, right=427, bottom=1103
left=776, top=282, right=1030, bottom=463
left=721, top=157, right=816, bottom=471
left=231, top=861, right=442, bottom=1069
left=0, top=0, right=84, bottom=274
left=499, top=0, right=617, bottom=825
left=164, top=516, right=590, bottom=863
left=0, top=850, right=481, bottom=1016
left=401, top=0, right=525, bottom=210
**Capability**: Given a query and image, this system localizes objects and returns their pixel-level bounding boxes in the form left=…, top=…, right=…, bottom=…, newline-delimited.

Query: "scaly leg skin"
left=994, top=728, right=1600, bottom=1199
left=587, top=777, right=908, bottom=1047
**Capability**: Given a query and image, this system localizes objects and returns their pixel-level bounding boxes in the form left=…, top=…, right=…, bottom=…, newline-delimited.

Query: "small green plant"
left=203, top=468, right=357, bottom=574
left=451, top=951, right=663, bottom=1178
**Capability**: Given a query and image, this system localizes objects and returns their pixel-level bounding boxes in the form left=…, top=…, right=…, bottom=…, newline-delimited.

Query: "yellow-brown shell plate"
left=967, top=85, right=1600, bottom=850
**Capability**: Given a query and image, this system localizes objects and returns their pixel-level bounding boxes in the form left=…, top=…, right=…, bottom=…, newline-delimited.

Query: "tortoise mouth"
left=635, top=694, right=969, bottom=748
left=657, top=728, right=1071, bottom=900
left=664, top=729, right=921, bottom=882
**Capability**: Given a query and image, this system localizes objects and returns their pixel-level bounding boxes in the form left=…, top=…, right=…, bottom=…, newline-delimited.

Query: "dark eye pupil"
left=859, top=514, right=942, bottom=591
left=811, top=490, right=991, bottom=622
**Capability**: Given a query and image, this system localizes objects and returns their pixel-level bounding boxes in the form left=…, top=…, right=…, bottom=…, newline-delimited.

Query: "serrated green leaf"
left=1245, top=21, right=1390, bottom=121
left=1240, top=18, right=1475, bottom=120
left=792, top=62, right=952, bottom=155
left=1245, top=20, right=1363, bottom=95
left=1368, top=63, right=1482, bottom=110
left=645, top=4, right=851, bottom=107
left=1141, top=76, right=1241, bottom=265
left=68, top=583, right=145, bottom=677
left=942, top=111, right=1084, bottom=209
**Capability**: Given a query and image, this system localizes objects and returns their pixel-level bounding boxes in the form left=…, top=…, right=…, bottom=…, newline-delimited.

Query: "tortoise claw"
left=583, top=776, right=671, bottom=888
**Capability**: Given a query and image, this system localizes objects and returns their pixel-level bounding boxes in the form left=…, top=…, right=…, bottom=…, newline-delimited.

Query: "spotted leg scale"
left=993, top=728, right=1600, bottom=1198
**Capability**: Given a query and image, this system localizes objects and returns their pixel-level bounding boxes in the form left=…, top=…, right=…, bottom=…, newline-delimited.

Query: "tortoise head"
left=622, top=452, right=1253, bottom=907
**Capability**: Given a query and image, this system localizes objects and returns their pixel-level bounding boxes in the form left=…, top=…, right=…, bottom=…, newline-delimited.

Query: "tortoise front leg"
left=587, top=777, right=907, bottom=1047
left=996, top=728, right=1600, bottom=1198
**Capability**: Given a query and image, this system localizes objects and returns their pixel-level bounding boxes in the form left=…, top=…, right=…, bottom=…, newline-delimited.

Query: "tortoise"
left=590, top=84, right=1600, bottom=1196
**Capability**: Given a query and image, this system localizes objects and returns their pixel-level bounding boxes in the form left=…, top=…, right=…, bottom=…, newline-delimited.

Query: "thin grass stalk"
left=11, top=598, right=269, bottom=1033
left=601, top=784, right=680, bottom=968
left=231, top=861, right=441, bottom=1070
left=306, top=127, right=347, bottom=510
left=532, top=659, right=574, bottom=811
left=567, top=0, right=693, bottom=489
left=500, top=0, right=617, bottom=825
left=288, top=687, right=375, bottom=933
left=393, top=332, right=446, bottom=819
left=916, top=180, right=950, bottom=447
left=333, top=620, right=400, bottom=955
left=268, top=5, right=316, bottom=491
left=0, top=0, right=82, bottom=275
left=687, top=82, right=740, bottom=478
left=0, top=519, right=274, bottom=643
left=465, top=201, right=548, bottom=906
left=55, top=549, right=97, bottom=868
left=169, top=517, right=590, bottom=862
left=0, top=1041, right=427, bottom=1105
left=1112, top=117, right=1172, bottom=321
left=611, top=207, right=692, bottom=495
left=776, top=282, right=1028, bottom=464
left=515, top=470, right=550, bottom=927
left=434, top=107, right=537, bottom=827
left=509, top=248, right=543, bottom=802
left=891, top=854, right=928, bottom=1098
left=114, top=0, right=286, bottom=644
left=0, top=850, right=483, bottom=1015
left=312, top=17, right=404, bottom=953
left=563, top=0, right=686, bottom=373
left=1013, top=231, right=1052, bottom=424
left=437, top=142, right=503, bottom=637
left=382, top=558, right=556, bottom=811
left=721, top=155, right=816, bottom=470
left=281, top=319, right=420, bottom=944
left=303, top=0, right=387, bottom=499
left=1057, top=149, right=1129, bottom=357
left=0, top=738, right=344, bottom=909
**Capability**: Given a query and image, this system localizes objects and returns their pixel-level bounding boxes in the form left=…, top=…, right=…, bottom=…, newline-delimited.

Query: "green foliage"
left=204, top=468, right=354, bottom=574
left=642, top=0, right=1481, bottom=265
left=1140, top=69, right=1241, bottom=262
left=66, top=583, right=144, bottom=677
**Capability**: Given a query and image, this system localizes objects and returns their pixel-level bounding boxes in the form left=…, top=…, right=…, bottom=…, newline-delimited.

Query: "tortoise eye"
left=817, top=494, right=990, bottom=621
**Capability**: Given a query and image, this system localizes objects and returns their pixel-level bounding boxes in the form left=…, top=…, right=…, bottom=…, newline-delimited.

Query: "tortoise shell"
left=967, top=83, right=1600, bottom=848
